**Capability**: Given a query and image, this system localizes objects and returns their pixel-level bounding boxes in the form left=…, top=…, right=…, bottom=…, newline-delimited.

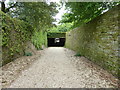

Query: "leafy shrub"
left=74, top=53, right=81, bottom=57
left=24, top=52, right=32, bottom=56
left=1, top=11, right=33, bottom=65
left=32, top=31, right=47, bottom=50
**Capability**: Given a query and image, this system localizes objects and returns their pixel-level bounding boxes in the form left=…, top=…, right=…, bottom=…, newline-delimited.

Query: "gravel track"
left=9, top=47, right=118, bottom=88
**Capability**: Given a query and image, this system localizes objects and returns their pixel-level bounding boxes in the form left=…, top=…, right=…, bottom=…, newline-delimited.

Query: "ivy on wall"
left=1, top=10, right=49, bottom=66
left=1, top=2, right=57, bottom=66
left=1, top=11, right=33, bottom=66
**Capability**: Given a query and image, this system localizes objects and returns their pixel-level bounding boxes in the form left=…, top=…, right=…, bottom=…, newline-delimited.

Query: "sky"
left=53, top=3, right=67, bottom=25
left=50, top=0, right=67, bottom=25
left=5, top=0, right=67, bottom=25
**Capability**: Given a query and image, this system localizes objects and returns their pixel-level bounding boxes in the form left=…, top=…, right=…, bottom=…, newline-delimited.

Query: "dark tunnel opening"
left=48, top=38, right=65, bottom=47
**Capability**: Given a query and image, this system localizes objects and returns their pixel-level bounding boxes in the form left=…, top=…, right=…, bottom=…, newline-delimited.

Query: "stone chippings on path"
left=1, top=51, right=42, bottom=88
left=1, top=47, right=119, bottom=88
left=64, top=49, right=119, bottom=88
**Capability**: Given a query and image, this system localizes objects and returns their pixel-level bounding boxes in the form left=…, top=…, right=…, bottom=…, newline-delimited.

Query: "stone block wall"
left=65, top=5, right=120, bottom=78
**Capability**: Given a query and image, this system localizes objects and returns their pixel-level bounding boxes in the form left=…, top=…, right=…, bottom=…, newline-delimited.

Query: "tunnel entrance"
left=47, top=33, right=66, bottom=47
left=48, top=38, right=65, bottom=47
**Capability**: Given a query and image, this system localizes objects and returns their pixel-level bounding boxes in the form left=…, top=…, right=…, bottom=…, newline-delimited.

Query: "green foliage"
left=60, top=2, right=119, bottom=28
left=31, top=31, right=47, bottom=50
left=2, top=2, right=58, bottom=65
left=7, top=2, right=58, bottom=32
left=39, top=48, right=43, bottom=50
left=47, top=32, right=66, bottom=38
left=6, top=2, right=58, bottom=50
left=74, top=53, right=81, bottom=57
left=49, top=23, right=73, bottom=33
left=24, top=52, right=32, bottom=56
left=1, top=10, right=33, bottom=66
left=1, top=11, right=32, bottom=47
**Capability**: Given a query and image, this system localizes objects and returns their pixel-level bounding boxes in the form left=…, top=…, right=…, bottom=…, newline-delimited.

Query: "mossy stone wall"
left=65, top=5, right=120, bottom=78
left=1, top=11, right=33, bottom=66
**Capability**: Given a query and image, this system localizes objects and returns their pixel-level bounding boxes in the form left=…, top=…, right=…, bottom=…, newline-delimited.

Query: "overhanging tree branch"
left=1, top=1, right=18, bottom=13
left=5, top=2, right=18, bottom=13
left=1, top=1, right=5, bottom=13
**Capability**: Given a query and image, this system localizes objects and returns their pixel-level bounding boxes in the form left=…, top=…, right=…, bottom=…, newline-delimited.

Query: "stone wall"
left=65, top=5, right=120, bottom=78
left=1, top=11, right=48, bottom=66
left=1, top=11, right=33, bottom=66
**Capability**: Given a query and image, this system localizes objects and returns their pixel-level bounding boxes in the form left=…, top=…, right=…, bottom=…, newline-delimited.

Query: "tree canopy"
left=49, top=23, right=73, bottom=33
left=1, top=1, right=59, bottom=50
left=60, top=2, right=119, bottom=28
left=6, top=2, right=58, bottom=31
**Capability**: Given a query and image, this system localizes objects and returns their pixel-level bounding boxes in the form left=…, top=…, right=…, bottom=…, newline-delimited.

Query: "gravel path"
left=1, top=50, right=41, bottom=88
left=9, top=47, right=118, bottom=88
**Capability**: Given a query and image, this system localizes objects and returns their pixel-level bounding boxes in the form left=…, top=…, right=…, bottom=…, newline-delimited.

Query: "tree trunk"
left=1, top=1, right=6, bottom=13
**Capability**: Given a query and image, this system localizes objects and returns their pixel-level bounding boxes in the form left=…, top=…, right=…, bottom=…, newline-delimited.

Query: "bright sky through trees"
left=50, top=0, right=67, bottom=25
left=53, top=3, right=66, bottom=25
left=5, top=0, right=66, bottom=25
